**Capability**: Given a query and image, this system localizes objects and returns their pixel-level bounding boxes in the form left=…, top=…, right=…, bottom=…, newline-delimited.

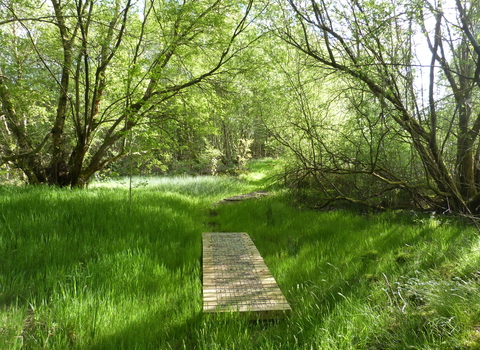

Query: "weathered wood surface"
left=202, top=232, right=291, bottom=318
left=214, top=191, right=268, bottom=205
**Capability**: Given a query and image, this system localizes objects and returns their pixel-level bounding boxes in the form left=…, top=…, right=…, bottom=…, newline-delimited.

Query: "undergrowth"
left=1, top=161, right=479, bottom=349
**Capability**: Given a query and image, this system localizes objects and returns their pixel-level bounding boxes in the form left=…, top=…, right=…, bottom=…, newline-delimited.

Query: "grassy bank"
left=1, top=164, right=480, bottom=349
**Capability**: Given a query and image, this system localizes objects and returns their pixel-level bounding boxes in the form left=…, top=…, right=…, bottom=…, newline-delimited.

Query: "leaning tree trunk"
left=281, top=0, right=480, bottom=214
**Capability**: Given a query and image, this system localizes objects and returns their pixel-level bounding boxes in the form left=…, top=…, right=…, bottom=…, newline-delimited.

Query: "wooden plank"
left=214, top=191, right=269, bottom=205
left=202, top=232, right=291, bottom=318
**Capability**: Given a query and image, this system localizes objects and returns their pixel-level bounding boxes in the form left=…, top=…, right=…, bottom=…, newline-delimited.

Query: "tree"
left=0, top=0, right=256, bottom=187
left=270, top=0, right=480, bottom=213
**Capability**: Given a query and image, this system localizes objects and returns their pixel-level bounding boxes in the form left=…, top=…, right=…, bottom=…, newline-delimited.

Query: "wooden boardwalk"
left=202, top=232, right=291, bottom=318
left=214, top=191, right=269, bottom=205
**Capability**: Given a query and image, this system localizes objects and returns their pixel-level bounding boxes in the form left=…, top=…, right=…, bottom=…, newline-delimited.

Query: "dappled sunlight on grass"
left=90, top=175, right=255, bottom=198
left=242, top=171, right=266, bottom=182
left=239, top=158, right=285, bottom=189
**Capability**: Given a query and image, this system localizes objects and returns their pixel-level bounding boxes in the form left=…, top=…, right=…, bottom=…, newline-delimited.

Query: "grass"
left=212, top=198, right=480, bottom=349
left=1, top=160, right=480, bottom=349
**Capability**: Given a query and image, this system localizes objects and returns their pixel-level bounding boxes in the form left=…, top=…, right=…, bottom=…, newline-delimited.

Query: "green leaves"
left=0, top=0, right=262, bottom=185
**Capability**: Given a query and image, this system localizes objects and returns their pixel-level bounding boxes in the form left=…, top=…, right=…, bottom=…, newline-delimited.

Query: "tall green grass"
left=1, top=166, right=480, bottom=349
left=212, top=197, right=480, bottom=349
left=0, top=176, right=252, bottom=350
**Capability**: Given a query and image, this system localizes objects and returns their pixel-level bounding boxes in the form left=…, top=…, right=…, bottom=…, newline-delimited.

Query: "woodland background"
left=2, top=0, right=480, bottom=214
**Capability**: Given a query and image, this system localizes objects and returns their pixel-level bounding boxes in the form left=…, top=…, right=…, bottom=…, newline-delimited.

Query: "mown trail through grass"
left=1, top=162, right=480, bottom=349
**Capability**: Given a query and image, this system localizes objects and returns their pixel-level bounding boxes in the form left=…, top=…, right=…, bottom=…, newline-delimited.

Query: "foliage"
left=263, top=0, right=480, bottom=214
left=4, top=0, right=480, bottom=218
left=0, top=0, right=262, bottom=187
